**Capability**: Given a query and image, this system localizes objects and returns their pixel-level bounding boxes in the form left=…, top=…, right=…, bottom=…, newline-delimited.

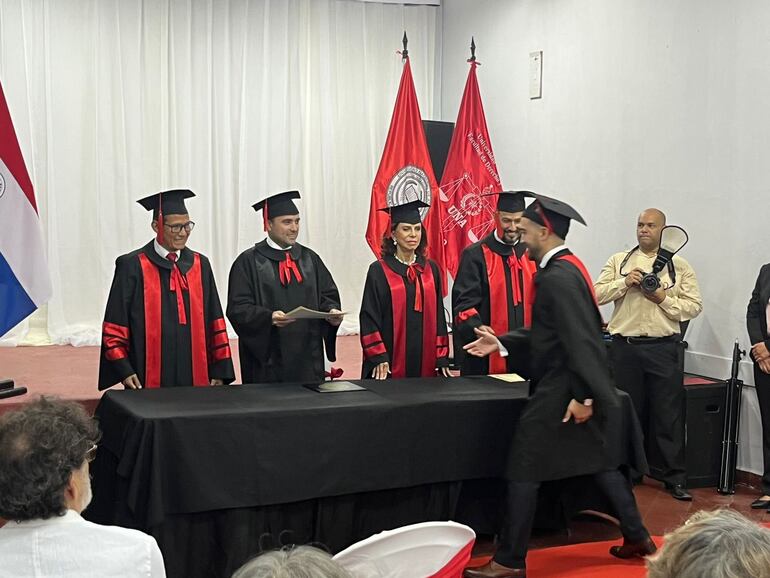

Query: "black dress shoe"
left=609, top=537, right=658, bottom=559
left=668, top=484, right=692, bottom=501
left=463, top=560, right=527, bottom=578
left=750, top=497, right=770, bottom=509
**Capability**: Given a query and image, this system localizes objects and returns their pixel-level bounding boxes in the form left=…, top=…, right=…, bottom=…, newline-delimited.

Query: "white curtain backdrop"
left=0, top=0, right=440, bottom=345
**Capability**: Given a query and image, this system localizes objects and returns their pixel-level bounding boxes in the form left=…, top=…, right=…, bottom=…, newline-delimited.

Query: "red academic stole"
left=379, top=259, right=443, bottom=378
left=481, top=245, right=535, bottom=374
left=556, top=253, right=600, bottom=312
left=138, top=253, right=210, bottom=388
left=525, top=253, right=601, bottom=327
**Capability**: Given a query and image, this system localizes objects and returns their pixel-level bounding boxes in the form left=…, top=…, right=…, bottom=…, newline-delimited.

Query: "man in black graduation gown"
left=463, top=194, right=654, bottom=578
left=227, top=191, right=343, bottom=384
left=452, top=191, right=535, bottom=375
left=98, top=189, right=235, bottom=390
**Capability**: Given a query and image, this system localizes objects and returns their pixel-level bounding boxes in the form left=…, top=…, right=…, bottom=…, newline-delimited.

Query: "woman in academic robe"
left=359, top=199, right=451, bottom=380
left=746, top=264, right=770, bottom=509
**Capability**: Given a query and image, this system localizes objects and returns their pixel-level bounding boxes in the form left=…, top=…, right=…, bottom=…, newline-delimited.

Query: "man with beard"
left=452, top=191, right=536, bottom=375
left=0, top=397, right=166, bottom=576
left=462, top=194, right=654, bottom=578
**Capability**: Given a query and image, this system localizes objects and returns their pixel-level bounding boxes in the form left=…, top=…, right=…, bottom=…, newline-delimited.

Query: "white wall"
left=440, top=0, right=770, bottom=476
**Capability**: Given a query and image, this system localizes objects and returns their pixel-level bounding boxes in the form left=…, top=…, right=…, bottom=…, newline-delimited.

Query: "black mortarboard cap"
left=137, top=189, right=195, bottom=219
left=521, top=192, right=586, bottom=239
left=379, top=199, right=429, bottom=225
left=493, top=190, right=529, bottom=213
left=252, top=191, right=301, bottom=230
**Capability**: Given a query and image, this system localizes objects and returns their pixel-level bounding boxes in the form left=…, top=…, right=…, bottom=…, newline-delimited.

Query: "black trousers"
left=493, top=470, right=649, bottom=569
left=754, top=365, right=770, bottom=495
left=610, top=338, right=686, bottom=486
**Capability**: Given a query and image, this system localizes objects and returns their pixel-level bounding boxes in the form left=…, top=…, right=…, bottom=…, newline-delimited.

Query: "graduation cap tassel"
left=157, top=193, right=164, bottom=246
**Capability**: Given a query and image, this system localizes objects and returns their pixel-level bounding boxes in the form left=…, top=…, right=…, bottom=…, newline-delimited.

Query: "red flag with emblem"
left=366, top=56, right=447, bottom=293
left=438, top=60, right=502, bottom=278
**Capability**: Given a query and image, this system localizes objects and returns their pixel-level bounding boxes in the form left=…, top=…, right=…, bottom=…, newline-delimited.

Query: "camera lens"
left=640, top=273, right=660, bottom=293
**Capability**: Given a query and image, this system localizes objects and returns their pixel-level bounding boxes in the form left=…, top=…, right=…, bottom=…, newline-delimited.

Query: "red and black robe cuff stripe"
left=102, top=322, right=130, bottom=361
left=436, top=335, right=449, bottom=359
left=208, top=318, right=232, bottom=362
left=361, top=331, right=387, bottom=358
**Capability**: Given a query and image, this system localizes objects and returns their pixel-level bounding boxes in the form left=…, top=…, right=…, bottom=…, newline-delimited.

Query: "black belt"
left=612, top=334, right=679, bottom=344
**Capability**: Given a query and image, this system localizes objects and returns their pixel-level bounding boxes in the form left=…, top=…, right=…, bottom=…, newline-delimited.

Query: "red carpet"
left=466, top=537, right=661, bottom=578
left=467, top=523, right=770, bottom=577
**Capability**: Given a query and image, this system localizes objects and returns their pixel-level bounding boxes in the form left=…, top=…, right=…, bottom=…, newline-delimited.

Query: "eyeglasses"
left=164, top=221, right=195, bottom=234
left=85, top=443, right=98, bottom=463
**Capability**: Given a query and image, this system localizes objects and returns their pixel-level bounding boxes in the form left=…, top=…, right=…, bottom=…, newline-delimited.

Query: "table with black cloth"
left=86, top=377, right=646, bottom=578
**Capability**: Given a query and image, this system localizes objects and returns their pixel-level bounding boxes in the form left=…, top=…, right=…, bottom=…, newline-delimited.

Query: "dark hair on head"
left=0, top=397, right=100, bottom=521
left=380, top=222, right=427, bottom=257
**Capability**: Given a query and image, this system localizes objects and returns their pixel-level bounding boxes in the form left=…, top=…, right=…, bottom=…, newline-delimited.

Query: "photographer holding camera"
left=594, top=208, right=702, bottom=501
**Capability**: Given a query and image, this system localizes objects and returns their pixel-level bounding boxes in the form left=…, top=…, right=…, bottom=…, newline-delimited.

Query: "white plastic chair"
left=332, top=521, right=476, bottom=578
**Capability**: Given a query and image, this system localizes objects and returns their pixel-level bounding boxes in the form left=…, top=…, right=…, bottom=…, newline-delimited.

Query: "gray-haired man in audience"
left=0, top=397, right=166, bottom=577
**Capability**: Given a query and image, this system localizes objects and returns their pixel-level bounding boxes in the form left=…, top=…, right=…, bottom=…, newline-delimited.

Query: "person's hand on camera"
left=624, top=268, right=644, bottom=287
left=643, top=287, right=666, bottom=304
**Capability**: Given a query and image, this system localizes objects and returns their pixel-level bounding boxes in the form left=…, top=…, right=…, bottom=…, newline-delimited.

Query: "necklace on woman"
left=394, top=252, right=416, bottom=266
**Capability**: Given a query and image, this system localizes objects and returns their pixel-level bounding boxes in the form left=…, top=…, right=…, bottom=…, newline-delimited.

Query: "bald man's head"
left=637, top=208, right=666, bottom=252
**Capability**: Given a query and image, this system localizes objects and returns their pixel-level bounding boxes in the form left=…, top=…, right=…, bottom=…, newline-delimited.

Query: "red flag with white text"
left=366, top=57, right=447, bottom=292
left=438, top=61, right=502, bottom=277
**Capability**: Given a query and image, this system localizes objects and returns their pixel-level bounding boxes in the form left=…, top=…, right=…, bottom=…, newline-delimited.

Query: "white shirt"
left=539, top=243, right=568, bottom=268
left=0, top=510, right=166, bottom=578
left=153, top=239, right=179, bottom=260
left=265, top=236, right=292, bottom=251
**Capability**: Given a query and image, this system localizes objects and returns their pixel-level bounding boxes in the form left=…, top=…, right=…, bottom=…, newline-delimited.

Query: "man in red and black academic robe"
left=452, top=191, right=536, bottom=376
left=98, top=189, right=235, bottom=390
left=227, top=191, right=343, bottom=384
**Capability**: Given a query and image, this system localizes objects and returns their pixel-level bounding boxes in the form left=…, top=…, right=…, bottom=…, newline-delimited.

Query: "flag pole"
left=469, top=36, right=476, bottom=62
left=401, top=31, right=408, bottom=60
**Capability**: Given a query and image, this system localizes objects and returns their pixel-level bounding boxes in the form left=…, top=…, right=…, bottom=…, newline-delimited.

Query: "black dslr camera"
left=640, top=270, right=662, bottom=294
left=620, top=225, right=689, bottom=293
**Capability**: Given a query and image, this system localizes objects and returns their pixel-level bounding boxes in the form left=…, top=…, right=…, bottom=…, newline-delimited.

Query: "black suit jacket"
left=747, top=263, right=770, bottom=357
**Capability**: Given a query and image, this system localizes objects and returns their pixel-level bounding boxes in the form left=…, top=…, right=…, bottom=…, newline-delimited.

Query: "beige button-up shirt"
left=594, top=249, right=703, bottom=337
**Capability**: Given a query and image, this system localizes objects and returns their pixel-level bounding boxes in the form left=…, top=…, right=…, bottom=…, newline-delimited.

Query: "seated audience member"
left=646, top=509, right=770, bottom=578
left=233, top=545, right=352, bottom=578
left=0, top=397, right=166, bottom=577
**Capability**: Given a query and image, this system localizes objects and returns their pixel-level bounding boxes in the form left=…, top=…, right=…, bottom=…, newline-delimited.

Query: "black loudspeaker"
left=423, top=120, right=454, bottom=183
left=648, top=376, right=727, bottom=488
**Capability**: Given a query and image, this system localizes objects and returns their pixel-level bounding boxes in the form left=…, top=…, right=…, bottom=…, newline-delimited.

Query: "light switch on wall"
left=530, top=51, right=542, bottom=99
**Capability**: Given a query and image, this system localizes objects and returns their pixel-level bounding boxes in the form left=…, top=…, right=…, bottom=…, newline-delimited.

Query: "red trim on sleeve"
left=210, top=344, right=232, bottom=362
left=361, top=331, right=384, bottom=347
left=211, top=330, right=229, bottom=348
left=102, top=322, right=129, bottom=360
left=139, top=254, right=162, bottom=388
left=363, top=341, right=388, bottom=358
left=211, top=318, right=227, bottom=332
left=103, top=322, right=129, bottom=340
